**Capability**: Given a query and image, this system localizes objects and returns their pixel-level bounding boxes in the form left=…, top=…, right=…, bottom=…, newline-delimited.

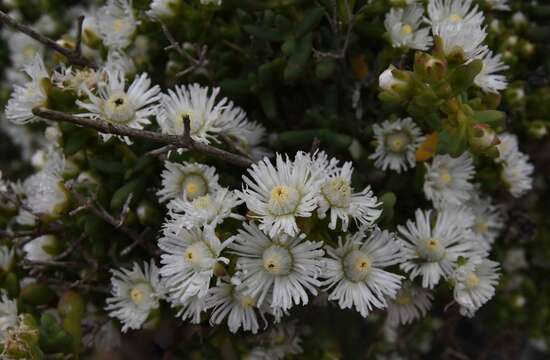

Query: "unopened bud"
left=415, top=52, right=447, bottom=81
left=528, top=121, right=548, bottom=139
left=469, top=124, right=500, bottom=154
left=378, top=65, right=412, bottom=102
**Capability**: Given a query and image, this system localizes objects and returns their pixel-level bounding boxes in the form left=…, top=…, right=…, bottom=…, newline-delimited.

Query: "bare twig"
left=0, top=10, right=96, bottom=69
left=309, top=137, right=321, bottom=154
left=219, top=134, right=253, bottom=160
left=53, top=234, right=86, bottom=261
left=120, top=228, right=152, bottom=256
left=32, top=107, right=254, bottom=167
left=75, top=16, right=85, bottom=56
left=146, top=144, right=177, bottom=157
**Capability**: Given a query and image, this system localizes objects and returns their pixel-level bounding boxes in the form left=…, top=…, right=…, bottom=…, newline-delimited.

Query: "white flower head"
left=157, top=161, right=220, bottom=203
left=52, top=65, right=101, bottom=96
left=427, top=0, right=484, bottom=26
left=157, top=84, right=229, bottom=144
left=5, top=54, right=49, bottom=125
left=246, top=323, right=303, bottom=360
left=370, top=117, right=425, bottom=173
left=384, top=4, right=433, bottom=51
left=229, top=222, right=324, bottom=311
left=105, top=260, right=164, bottom=333
left=0, top=246, right=15, bottom=273
left=147, top=0, right=179, bottom=18
left=23, top=235, right=58, bottom=261
left=239, top=152, right=322, bottom=238
left=6, top=31, right=45, bottom=68
left=496, top=132, right=519, bottom=161
left=0, top=292, right=18, bottom=339
left=316, top=162, right=381, bottom=231
left=398, top=209, right=473, bottom=288
left=223, top=119, right=271, bottom=161
left=169, top=294, right=207, bottom=324
left=158, top=225, right=229, bottom=302
left=322, top=228, right=403, bottom=317
left=452, top=256, right=500, bottom=317
left=76, top=67, right=160, bottom=144
left=466, top=192, right=503, bottom=250
left=97, top=0, right=137, bottom=49
left=474, top=50, right=509, bottom=93
left=386, top=282, right=433, bottom=325
left=206, top=281, right=261, bottom=333
left=496, top=134, right=534, bottom=198
left=432, top=20, right=487, bottom=61
left=166, top=188, right=244, bottom=229
left=424, top=152, right=475, bottom=206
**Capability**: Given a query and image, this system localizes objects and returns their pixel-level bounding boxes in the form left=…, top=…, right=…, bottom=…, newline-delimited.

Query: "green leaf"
left=242, top=24, right=286, bottom=42
left=294, top=7, right=325, bottom=38
left=473, top=110, right=506, bottom=127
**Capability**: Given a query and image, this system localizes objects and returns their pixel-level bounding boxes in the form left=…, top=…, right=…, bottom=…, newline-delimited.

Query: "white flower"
left=169, top=294, right=207, bottom=324
left=485, top=0, right=510, bottom=11
left=370, top=118, right=424, bottom=173
left=52, top=65, right=101, bottom=95
left=0, top=246, right=14, bottom=273
left=426, top=0, right=484, bottom=26
left=97, top=0, right=137, bottom=49
left=5, top=55, right=49, bottom=125
left=77, top=68, right=160, bottom=144
left=229, top=222, right=324, bottom=310
left=496, top=132, right=519, bottom=160
left=206, top=281, right=261, bottom=333
left=322, top=229, right=403, bottom=317
left=474, top=50, right=509, bottom=93
left=166, top=188, right=244, bottom=229
left=158, top=226, right=229, bottom=301
left=496, top=134, right=534, bottom=198
left=503, top=248, right=528, bottom=273
left=0, top=171, right=7, bottom=193
left=452, top=256, right=500, bottom=317
left=316, top=162, right=381, bottom=231
left=239, top=152, right=322, bottom=238
left=398, top=209, right=473, bottom=289
left=386, top=282, right=433, bottom=325
left=6, top=31, right=45, bottom=68
left=23, top=235, right=58, bottom=261
left=466, top=192, right=503, bottom=250
left=105, top=261, right=164, bottom=333
left=157, top=84, right=229, bottom=144
left=384, top=4, right=433, bottom=51
left=424, top=152, right=475, bottom=206
left=157, top=161, right=220, bottom=203
left=379, top=65, right=408, bottom=94
left=432, top=20, right=487, bottom=61
left=22, top=148, right=68, bottom=217
left=246, top=323, right=303, bottom=360
left=0, top=292, right=18, bottom=340
left=147, top=0, right=178, bottom=18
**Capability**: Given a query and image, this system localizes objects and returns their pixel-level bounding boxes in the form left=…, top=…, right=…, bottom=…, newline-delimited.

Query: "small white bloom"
left=52, top=65, right=101, bottom=95
left=432, top=20, right=487, bottom=61
left=206, top=281, right=261, bottom=333
left=426, top=0, right=484, bottom=26
left=0, top=292, right=18, bottom=340
left=76, top=67, right=160, bottom=144
left=316, top=162, right=381, bottom=231
left=474, top=50, right=509, bottom=93
left=496, top=132, right=519, bottom=161
left=485, top=0, right=509, bottom=11
left=229, top=222, right=324, bottom=310
left=384, top=4, right=433, bottom=50
left=166, top=188, right=244, bottom=229
left=322, top=229, right=403, bottom=317
left=370, top=118, right=425, bottom=173
left=147, top=0, right=178, bottom=18
left=452, top=256, right=500, bottom=317
left=379, top=65, right=408, bottom=93
left=157, top=84, right=229, bottom=144
left=5, top=55, right=49, bottom=125
left=223, top=119, right=272, bottom=161
left=23, top=235, right=58, bottom=261
left=398, top=209, right=473, bottom=288
left=500, top=152, right=534, bottom=197
left=386, top=282, right=433, bottom=325
left=424, top=152, right=475, bottom=206
left=0, top=246, right=14, bottom=273
left=169, top=294, right=207, bottom=324
left=6, top=31, right=45, bottom=68
left=466, top=192, right=503, bottom=250
left=503, top=248, right=528, bottom=273
left=239, top=152, right=322, bottom=238
left=158, top=226, right=229, bottom=301
left=246, top=323, right=303, bottom=360
left=157, top=161, right=220, bottom=203
left=97, top=0, right=137, bottom=49
left=105, top=261, right=164, bottom=333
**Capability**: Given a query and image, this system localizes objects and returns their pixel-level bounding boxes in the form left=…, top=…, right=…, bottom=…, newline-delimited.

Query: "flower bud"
left=468, top=124, right=500, bottom=155
left=414, top=52, right=447, bottom=82
left=528, top=121, right=548, bottom=139
left=378, top=65, right=412, bottom=102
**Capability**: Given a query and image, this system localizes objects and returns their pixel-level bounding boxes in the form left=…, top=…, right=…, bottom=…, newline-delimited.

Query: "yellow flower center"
left=130, top=287, right=145, bottom=304
left=321, top=177, right=352, bottom=208
left=400, top=24, right=413, bottom=35
left=239, top=295, right=256, bottom=308
left=114, top=19, right=128, bottom=33
left=344, top=250, right=372, bottom=282
left=183, top=242, right=213, bottom=268
left=181, top=174, right=208, bottom=201
left=475, top=221, right=489, bottom=234
left=449, top=14, right=462, bottom=22
left=268, top=185, right=300, bottom=216
left=262, top=245, right=293, bottom=276
left=386, top=131, right=410, bottom=153
left=418, top=238, right=445, bottom=262
left=395, top=291, right=412, bottom=305
left=466, top=272, right=480, bottom=288
left=105, top=92, right=136, bottom=124
left=438, top=168, right=452, bottom=186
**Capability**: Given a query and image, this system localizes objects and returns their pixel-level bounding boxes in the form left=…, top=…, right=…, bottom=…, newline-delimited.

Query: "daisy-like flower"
left=423, top=152, right=475, bottom=206
left=496, top=132, right=519, bottom=160
left=223, top=119, right=271, bottom=161
left=97, top=0, right=137, bottom=49
left=474, top=50, right=509, bottom=93
left=169, top=294, right=207, bottom=324
left=426, top=0, right=484, bottom=26
left=384, top=4, right=433, bottom=51
left=386, top=282, right=433, bottom=325
left=239, top=152, right=322, bottom=237
left=496, top=133, right=534, bottom=197
left=452, top=256, right=500, bottom=317
left=147, top=0, right=178, bottom=18
left=322, top=229, right=403, bottom=317
left=316, top=162, right=381, bottom=231
left=105, top=261, right=164, bottom=333
left=398, top=209, right=473, bottom=289
left=206, top=281, right=261, bottom=334
left=229, top=222, right=324, bottom=310
left=432, top=20, right=487, bottom=61
left=466, top=192, right=503, bottom=250
left=157, top=161, right=220, bottom=203
left=0, top=292, right=18, bottom=340
left=0, top=246, right=14, bottom=273
left=22, top=149, right=69, bottom=217
left=166, top=188, right=244, bottom=229
left=6, top=31, right=45, bottom=69
left=52, top=65, right=101, bottom=96
left=76, top=67, right=160, bottom=144
left=370, top=118, right=424, bottom=173
left=158, top=225, right=229, bottom=302
left=157, top=84, right=229, bottom=144
left=23, top=235, right=58, bottom=261
left=5, top=54, right=49, bottom=125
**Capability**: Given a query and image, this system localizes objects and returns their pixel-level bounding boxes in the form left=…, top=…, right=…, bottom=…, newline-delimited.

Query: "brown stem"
left=0, top=10, right=96, bottom=69
left=32, top=107, right=254, bottom=167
